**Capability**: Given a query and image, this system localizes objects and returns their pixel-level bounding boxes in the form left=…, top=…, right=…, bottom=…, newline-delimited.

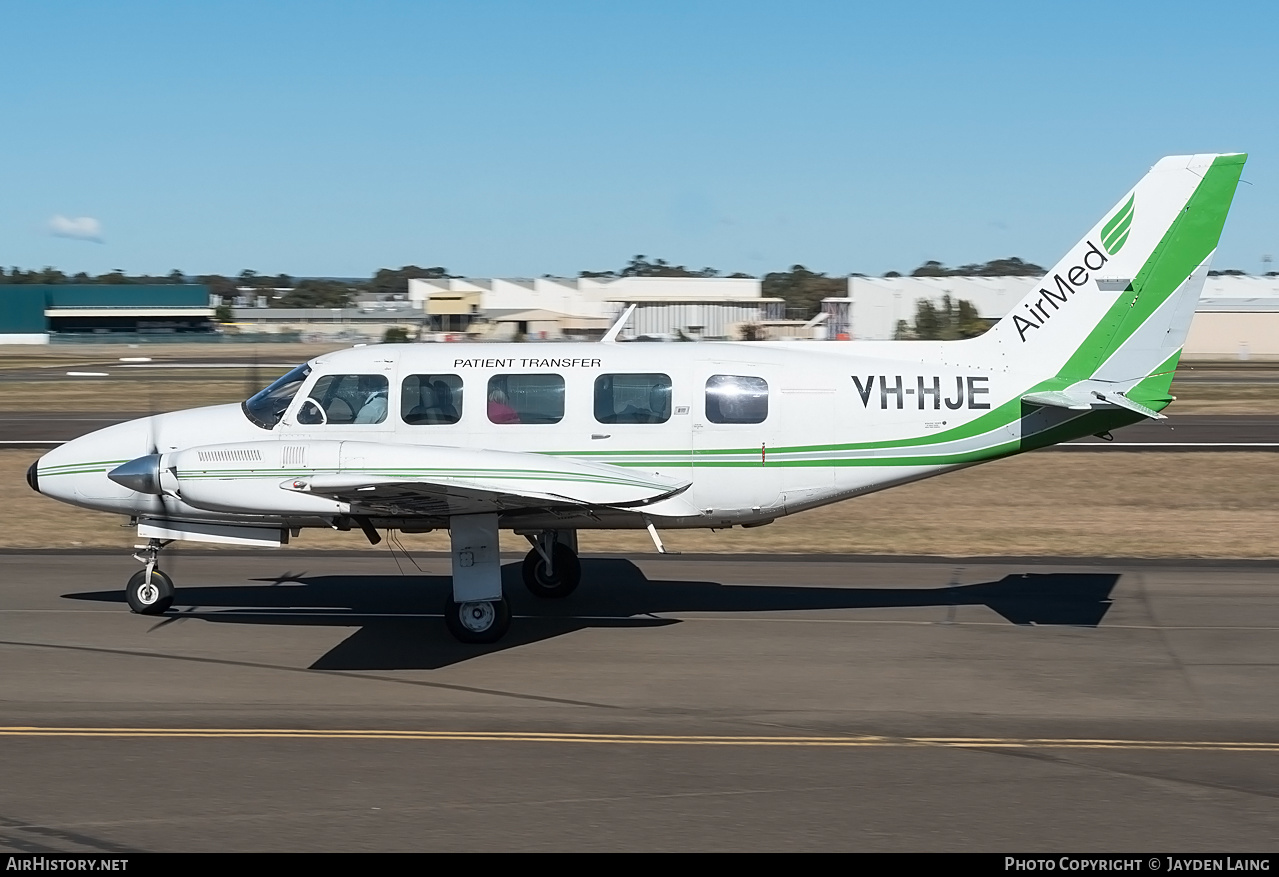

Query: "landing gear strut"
left=445, top=513, right=509, bottom=645
left=127, top=539, right=174, bottom=615
left=522, top=530, right=581, bottom=598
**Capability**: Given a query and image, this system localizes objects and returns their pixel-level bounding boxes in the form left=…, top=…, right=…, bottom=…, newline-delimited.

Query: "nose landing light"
left=107, top=455, right=163, bottom=495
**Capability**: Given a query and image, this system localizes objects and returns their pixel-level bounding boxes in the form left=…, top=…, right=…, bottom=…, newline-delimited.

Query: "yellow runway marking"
left=0, top=727, right=1276, bottom=751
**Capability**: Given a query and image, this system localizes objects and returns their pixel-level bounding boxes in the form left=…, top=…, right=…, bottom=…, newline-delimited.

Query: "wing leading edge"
left=284, top=441, right=695, bottom=518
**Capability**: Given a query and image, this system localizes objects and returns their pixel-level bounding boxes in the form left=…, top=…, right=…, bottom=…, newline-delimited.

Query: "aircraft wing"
left=283, top=442, right=693, bottom=518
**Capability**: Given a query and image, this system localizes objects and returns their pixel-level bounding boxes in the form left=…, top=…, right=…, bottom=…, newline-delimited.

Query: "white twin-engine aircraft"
left=29, top=154, right=1246, bottom=643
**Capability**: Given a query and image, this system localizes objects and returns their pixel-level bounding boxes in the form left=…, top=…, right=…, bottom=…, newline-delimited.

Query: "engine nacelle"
left=169, top=440, right=350, bottom=516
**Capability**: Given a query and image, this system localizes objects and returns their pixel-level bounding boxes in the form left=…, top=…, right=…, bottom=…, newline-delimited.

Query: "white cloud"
left=48, top=215, right=103, bottom=242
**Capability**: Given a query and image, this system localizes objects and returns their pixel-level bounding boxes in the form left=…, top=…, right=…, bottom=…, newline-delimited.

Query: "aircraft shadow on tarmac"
left=63, top=560, right=1120, bottom=670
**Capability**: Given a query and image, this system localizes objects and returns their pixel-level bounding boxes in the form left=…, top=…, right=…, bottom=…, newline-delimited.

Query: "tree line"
left=2, top=256, right=1049, bottom=320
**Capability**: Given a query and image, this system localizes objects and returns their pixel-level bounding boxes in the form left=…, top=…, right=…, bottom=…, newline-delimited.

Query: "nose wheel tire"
left=126, top=569, right=174, bottom=615
left=444, top=596, right=511, bottom=644
left=522, top=544, right=582, bottom=599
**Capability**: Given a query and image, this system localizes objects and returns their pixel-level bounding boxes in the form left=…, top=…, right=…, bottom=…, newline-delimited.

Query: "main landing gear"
left=443, top=513, right=509, bottom=644
left=443, top=520, right=581, bottom=644
left=521, top=530, right=581, bottom=599
left=126, top=538, right=174, bottom=615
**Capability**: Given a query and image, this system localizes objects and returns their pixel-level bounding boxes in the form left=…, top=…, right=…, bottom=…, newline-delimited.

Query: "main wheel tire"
left=126, top=569, right=174, bottom=615
left=444, top=595, right=512, bottom=644
left=522, top=543, right=581, bottom=599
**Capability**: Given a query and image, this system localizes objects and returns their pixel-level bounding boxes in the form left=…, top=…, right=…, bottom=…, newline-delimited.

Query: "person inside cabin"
left=353, top=375, right=389, bottom=424
left=615, top=382, right=670, bottom=423
left=647, top=382, right=671, bottom=421
left=430, top=379, right=459, bottom=422
left=487, top=387, right=520, bottom=424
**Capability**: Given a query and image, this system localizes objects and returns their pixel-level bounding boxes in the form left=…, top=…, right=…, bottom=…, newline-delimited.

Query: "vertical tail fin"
left=984, top=154, right=1246, bottom=401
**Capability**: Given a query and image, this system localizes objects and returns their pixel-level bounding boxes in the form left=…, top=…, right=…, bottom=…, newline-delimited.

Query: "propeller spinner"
left=107, top=454, right=163, bottom=495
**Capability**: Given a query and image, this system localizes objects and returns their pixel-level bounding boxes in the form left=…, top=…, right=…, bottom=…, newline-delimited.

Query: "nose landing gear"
left=444, top=595, right=512, bottom=644
left=126, top=539, right=174, bottom=615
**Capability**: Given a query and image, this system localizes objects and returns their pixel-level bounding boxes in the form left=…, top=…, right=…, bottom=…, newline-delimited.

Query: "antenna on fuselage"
left=600, top=303, right=637, bottom=344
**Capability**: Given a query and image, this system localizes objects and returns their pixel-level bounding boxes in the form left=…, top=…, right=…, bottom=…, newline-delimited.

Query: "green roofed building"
left=0, top=287, right=48, bottom=341
left=0, top=285, right=213, bottom=343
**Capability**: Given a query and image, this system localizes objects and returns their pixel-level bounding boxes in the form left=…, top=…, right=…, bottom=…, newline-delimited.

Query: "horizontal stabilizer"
left=1089, top=389, right=1166, bottom=420
left=1021, top=391, right=1093, bottom=411
left=1022, top=382, right=1167, bottom=420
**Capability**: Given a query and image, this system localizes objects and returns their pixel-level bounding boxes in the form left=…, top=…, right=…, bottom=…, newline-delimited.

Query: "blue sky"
left=4, top=1, right=1276, bottom=278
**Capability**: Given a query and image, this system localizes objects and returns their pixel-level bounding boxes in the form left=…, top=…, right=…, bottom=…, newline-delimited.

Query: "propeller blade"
left=146, top=385, right=173, bottom=522
left=146, top=386, right=179, bottom=583
left=147, top=385, right=159, bottom=456
left=248, top=349, right=261, bottom=402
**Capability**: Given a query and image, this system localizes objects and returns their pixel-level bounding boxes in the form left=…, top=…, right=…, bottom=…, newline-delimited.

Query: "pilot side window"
left=243, top=363, right=311, bottom=429
left=705, top=374, right=768, bottom=424
left=401, top=374, right=463, bottom=425
left=488, top=374, right=564, bottom=424
left=594, top=373, right=672, bottom=424
left=296, top=374, right=389, bottom=425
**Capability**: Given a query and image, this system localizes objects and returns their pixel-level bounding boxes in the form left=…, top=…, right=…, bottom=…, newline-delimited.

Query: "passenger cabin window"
left=488, top=374, right=564, bottom=424
left=705, top=374, right=768, bottom=424
left=297, top=374, right=389, bottom=425
left=402, top=374, right=463, bottom=425
left=594, top=373, right=672, bottom=424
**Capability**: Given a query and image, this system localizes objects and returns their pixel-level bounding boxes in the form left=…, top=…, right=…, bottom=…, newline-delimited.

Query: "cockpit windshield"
left=242, top=364, right=312, bottom=429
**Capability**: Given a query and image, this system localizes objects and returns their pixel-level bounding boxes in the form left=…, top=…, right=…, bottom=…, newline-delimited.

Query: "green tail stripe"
left=1059, top=154, right=1245, bottom=380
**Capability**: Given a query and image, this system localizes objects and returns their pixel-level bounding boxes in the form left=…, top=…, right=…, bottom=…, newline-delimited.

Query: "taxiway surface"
left=1, top=552, right=1277, bottom=851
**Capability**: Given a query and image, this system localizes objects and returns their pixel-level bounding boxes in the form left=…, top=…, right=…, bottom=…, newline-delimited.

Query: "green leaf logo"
left=1101, top=194, right=1134, bottom=255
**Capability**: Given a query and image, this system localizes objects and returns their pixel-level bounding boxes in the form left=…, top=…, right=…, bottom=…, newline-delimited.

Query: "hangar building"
left=0, top=285, right=213, bottom=343
left=822, top=274, right=1279, bottom=359
left=408, top=275, right=784, bottom=340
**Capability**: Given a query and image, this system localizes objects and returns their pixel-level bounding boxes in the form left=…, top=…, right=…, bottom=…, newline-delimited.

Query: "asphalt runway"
left=2, top=412, right=1276, bottom=449
left=0, top=357, right=301, bottom=382
left=1, top=552, right=1277, bottom=851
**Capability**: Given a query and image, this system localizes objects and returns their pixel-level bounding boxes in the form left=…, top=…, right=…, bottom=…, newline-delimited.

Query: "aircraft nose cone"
left=107, top=454, right=163, bottom=495
left=26, top=460, right=39, bottom=494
